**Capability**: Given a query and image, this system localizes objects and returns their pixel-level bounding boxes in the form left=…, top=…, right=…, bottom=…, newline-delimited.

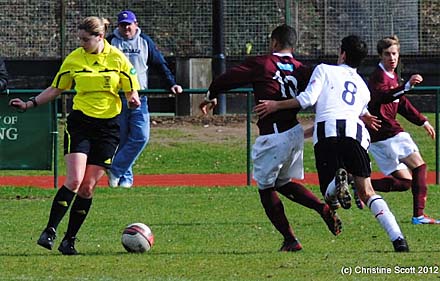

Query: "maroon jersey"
left=368, top=65, right=427, bottom=142
left=208, top=53, right=311, bottom=135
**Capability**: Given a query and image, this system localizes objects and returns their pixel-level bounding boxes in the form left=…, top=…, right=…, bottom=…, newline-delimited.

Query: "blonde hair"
left=377, top=35, right=400, bottom=55
left=78, top=16, right=110, bottom=36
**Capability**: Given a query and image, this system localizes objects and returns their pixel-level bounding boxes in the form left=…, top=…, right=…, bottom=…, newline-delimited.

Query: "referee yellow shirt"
left=52, top=40, right=140, bottom=118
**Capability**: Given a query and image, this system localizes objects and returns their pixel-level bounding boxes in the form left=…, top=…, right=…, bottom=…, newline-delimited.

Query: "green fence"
left=1, top=86, right=439, bottom=188
left=0, top=89, right=252, bottom=188
left=416, top=86, right=440, bottom=184
left=1, top=1, right=439, bottom=59
left=0, top=92, right=57, bottom=171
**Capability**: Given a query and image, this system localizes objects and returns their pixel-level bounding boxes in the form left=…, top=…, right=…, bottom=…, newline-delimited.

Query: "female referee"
left=9, top=16, right=141, bottom=255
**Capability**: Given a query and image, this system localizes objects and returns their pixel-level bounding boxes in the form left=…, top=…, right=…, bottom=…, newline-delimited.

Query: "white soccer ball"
left=121, top=223, right=154, bottom=253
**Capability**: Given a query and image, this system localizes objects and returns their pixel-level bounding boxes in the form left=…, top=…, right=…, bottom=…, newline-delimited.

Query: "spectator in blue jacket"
left=107, top=10, right=183, bottom=188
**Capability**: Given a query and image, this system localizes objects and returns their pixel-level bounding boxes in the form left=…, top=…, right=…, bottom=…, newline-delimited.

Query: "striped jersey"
left=52, top=40, right=140, bottom=119
left=296, top=63, right=371, bottom=150
left=368, top=63, right=427, bottom=142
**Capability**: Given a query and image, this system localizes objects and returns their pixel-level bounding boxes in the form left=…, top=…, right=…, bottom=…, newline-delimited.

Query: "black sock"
left=65, top=196, right=93, bottom=239
left=47, top=185, right=76, bottom=230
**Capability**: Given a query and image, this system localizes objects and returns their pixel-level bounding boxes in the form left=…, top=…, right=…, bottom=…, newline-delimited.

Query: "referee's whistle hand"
left=8, top=98, right=26, bottom=110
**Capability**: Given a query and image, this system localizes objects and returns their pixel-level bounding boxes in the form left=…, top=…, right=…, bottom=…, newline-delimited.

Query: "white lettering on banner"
left=0, top=115, right=18, bottom=125
left=0, top=127, right=18, bottom=140
left=0, top=115, right=19, bottom=140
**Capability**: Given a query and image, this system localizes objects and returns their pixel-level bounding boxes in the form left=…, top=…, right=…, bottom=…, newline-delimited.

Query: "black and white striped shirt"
left=296, top=63, right=371, bottom=150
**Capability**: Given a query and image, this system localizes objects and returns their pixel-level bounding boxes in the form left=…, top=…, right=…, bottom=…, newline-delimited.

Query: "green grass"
left=1, top=113, right=440, bottom=280
left=0, top=113, right=437, bottom=176
left=1, top=186, right=440, bottom=280
left=135, top=128, right=245, bottom=174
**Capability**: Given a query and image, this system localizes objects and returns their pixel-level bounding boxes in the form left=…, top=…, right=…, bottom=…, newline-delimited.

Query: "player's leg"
left=370, top=140, right=412, bottom=192
left=38, top=113, right=89, bottom=251
left=58, top=115, right=120, bottom=255
left=348, top=173, right=365, bottom=209
left=355, top=170, right=411, bottom=209
left=314, top=137, right=350, bottom=209
left=277, top=181, right=323, bottom=211
left=258, top=187, right=302, bottom=251
left=276, top=125, right=342, bottom=236
left=275, top=125, right=323, bottom=212
left=59, top=164, right=106, bottom=255
left=346, top=139, right=408, bottom=252
left=368, top=138, right=412, bottom=192
left=356, top=177, right=409, bottom=251
left=312, top=138, right=348, bottom=235
left=37, top=153, right=87, bottom=250
left=252, top=131, right=301, bottom=251
left=372, top=172, right=412, bottom=192
left=401, top=152, right=439, bottom=224
left=276, top=181, right=341, bottom=236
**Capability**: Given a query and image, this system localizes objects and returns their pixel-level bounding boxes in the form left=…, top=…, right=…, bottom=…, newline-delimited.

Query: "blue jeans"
left=110, top=95, right=150, bottom=185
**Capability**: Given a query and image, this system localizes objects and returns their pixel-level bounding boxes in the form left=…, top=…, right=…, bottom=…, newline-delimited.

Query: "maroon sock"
left=372, top=176, right=411, bottom=192
left=412, top=164, right=428, bottom=217
left=258, top=188, right=295, bottom=241
left=277, top=181, right=324, bottom=213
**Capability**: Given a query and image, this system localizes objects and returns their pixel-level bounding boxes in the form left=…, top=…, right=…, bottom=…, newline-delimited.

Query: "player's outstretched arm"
left=408, top=74, right=423, bottom=86
left=254, top=99, right=300, bottom=119
left=360, top=112, right=382, bottom=131
left=8, top=86, right=63, bottom=111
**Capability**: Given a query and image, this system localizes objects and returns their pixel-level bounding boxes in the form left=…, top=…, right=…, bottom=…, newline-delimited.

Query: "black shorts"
left=314, top=137, right=371, bottom=196
left=64, top=110, right=120, bottom=169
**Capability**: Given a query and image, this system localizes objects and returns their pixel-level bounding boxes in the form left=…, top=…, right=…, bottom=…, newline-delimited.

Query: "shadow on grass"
left=2, top=248, right=439, bottom=257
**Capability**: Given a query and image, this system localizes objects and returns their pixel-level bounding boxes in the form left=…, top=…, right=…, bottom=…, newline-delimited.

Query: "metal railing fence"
left=4, top=86, right=440, bottom=187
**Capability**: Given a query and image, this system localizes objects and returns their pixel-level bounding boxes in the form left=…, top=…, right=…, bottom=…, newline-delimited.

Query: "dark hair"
left=340, top=35, right=368, bottom=68
left=376, top=35, right=400, bottom=55
left=270, top=24, right=297, bottom=49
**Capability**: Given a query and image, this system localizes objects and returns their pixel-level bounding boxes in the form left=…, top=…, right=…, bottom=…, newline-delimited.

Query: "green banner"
left=0, top=93, right=54, bottom=170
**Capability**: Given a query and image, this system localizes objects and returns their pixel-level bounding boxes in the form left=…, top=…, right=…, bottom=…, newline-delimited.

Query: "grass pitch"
left=1, top=185, right=439, bottom=280
left=1, top=113, right=439, bottom=280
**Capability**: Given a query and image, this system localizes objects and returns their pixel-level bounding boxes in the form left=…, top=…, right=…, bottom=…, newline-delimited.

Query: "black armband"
left=29, top=96, right=38, bottom=108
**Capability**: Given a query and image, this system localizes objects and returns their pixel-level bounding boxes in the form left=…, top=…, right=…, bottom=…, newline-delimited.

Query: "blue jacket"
left=107, top=28, right=176, bottom=90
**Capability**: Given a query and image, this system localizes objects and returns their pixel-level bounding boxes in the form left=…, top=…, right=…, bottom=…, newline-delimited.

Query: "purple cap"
left=117, top=10, right=137, bottom=24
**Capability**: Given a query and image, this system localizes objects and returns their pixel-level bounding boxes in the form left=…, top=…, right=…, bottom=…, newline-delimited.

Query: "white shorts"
left=252, top=124, right=304, bottom=189
left=369, top=132, right=419, bottom=175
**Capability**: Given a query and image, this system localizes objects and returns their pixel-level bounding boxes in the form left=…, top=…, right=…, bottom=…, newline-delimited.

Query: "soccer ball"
left=121, top=223, right=154, bottom=253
